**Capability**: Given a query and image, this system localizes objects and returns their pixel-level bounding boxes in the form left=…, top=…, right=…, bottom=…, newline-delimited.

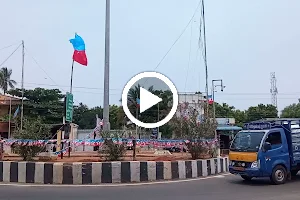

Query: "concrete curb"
left=0, top=157, right=229, bottom=184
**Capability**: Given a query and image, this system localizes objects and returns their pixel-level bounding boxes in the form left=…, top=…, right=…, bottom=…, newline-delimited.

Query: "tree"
left=171, top=103, right=217, bottom=159
left=281, top=103, right=300, bottom=118
left=214, top=102, right=278, bottom=125
left=73, top=103, right=102, bottom=129
left=234, top=110, right=247, bottom=127
left=7, top=88, right=64, bottom=124
left=0, top=67, right=16, bottom=94
left=215, top=103, right=235, bottom=118
left=116, top=106, right=126, bottom=128
left=153, top=90, right=174, bottom=138
left=72, top=104, right=124, bottom=129
left=126, top=84, right=154, bottom=119
left=12, top=118, right=51, bottom=161
left=214, top=102, right=246, bottom=126
left=246, top=104, right=278, bottom=122
left=109, top=105, right=124, bottom=130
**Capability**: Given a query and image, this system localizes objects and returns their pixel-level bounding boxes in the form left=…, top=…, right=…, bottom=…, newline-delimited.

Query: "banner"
left=3, top=138, right=218, bottom=148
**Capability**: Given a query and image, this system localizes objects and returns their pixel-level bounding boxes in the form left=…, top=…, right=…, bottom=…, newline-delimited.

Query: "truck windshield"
left=230, top=131, right=265, bottom=152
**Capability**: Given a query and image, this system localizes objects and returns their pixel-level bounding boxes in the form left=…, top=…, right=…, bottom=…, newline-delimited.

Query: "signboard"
left=65, top=92, right=74, bottom=122
left=243, top=122, right=271, bottom=130
left=216, top=118, right=235, bottom=125
left=152, top=128, right=158, bottom=136
left=151, top=128, right=158, bottom=139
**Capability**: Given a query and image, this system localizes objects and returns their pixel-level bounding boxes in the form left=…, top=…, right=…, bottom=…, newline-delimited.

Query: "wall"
left=0, top=105, right=9, bottom=117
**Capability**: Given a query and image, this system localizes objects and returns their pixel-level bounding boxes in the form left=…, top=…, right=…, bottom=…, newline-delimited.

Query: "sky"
left=1, top=0, right=300, bottom=113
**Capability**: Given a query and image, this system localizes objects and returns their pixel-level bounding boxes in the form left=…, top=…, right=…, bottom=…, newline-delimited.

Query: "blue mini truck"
left=229, top=118, right=300, bottom=184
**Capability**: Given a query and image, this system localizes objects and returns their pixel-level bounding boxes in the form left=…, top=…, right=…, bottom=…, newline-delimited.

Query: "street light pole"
left=212, top=79, right=225, bottom=119
left=103, top=0, right=110, bottom=132
left=212, top=79, right=225, bottom=157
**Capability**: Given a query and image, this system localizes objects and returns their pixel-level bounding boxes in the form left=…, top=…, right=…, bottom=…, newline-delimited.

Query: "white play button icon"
left=122, top=71, right=178, bottom=129
left=139, top=87, right=162, bottom=113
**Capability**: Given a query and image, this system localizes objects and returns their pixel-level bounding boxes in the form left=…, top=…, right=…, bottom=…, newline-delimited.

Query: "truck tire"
left=241, top=175, right=252, bottom=181
left=270, top=165, right=287, bottom=185
left=291, top=170, right=298, bottom=176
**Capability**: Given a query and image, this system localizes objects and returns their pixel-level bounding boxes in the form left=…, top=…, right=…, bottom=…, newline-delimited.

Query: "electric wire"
left=14, top=81, right=300, bottom=97
left=0, top=44, right=22, bottom=67
left=0, top=42, right=21, bottom=52
left=23, top=47, right=82, bottom=104
left=152, top=0, right=202, bottom=71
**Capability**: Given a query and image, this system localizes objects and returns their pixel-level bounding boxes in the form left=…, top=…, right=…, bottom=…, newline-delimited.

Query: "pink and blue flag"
left=69, top=33, right=88, bottom=66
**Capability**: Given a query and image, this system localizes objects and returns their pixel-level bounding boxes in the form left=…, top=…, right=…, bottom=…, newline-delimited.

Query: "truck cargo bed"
left=291, top=129, right=300, bottom=162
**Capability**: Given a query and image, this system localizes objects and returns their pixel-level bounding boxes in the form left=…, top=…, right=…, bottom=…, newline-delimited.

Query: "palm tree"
left=127, top=84, right=154, bottom=115
left=0, top=67, right=17, bottom=94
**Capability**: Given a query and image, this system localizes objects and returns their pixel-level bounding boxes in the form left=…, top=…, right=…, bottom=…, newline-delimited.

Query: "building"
left=0, top=94, right=21, bottom=138
left=176, top=92, right=205, bottom=120
left=216, top=118, right=242, bottom=154
left=0, top=94, right=21, bottom=116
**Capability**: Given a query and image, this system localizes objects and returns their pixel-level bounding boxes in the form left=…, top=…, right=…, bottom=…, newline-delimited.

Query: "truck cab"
left=229, top=119, right=300, bottom=184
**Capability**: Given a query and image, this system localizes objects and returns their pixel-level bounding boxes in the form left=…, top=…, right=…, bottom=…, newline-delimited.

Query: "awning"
left=217, top=125, right=242, bottom=131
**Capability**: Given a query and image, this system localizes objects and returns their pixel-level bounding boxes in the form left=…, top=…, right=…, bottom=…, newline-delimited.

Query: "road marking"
left=215, top=175, right=225, bottom=178
left=0, top=173, right=231, bottom=187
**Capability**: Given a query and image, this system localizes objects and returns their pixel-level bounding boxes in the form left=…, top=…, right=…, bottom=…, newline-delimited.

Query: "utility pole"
left=8, top=97, right=11, bottom=138
left=20, top=40, right=25, bottom=130
left=201, top=0, right=209, bottom=116
left=157, top=103, right=160, bottom=136
left=103, top=0, right=110, bottom=131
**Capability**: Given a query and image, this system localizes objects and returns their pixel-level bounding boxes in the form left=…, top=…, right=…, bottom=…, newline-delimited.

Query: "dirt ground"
left=2, top=151, right=196, bottom=162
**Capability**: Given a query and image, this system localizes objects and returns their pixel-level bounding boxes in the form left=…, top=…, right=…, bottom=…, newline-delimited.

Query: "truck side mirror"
left=263, top=142, right=272, bottom=151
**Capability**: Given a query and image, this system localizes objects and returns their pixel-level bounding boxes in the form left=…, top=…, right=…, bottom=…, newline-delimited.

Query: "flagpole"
left=8, top=97, right=12, bottom=138
left=103, top=0, right=110, bottom=132
left=201, top=0, right=209, bottom=117
left=20, top=40, right=25, bottom=130
left=66, top=59, right=75, bottom=158
left=70, top=60, right=75, bottom=93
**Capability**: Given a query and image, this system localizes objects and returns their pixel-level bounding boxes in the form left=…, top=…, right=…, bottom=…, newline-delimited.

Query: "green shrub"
left=12, top=118, right=50, bottom=161
left=99, top=138, right=126, bottom=161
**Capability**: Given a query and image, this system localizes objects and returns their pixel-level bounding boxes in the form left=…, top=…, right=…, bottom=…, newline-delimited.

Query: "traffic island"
left=0, top=157, right=228, bottom=184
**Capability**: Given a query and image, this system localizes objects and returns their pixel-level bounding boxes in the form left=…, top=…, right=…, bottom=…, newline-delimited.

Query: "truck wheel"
left=291, top=170, right=298, bottom=176
left=241, top=175, right=252, bottom=181
left=270, top=165, right=287, bottom=185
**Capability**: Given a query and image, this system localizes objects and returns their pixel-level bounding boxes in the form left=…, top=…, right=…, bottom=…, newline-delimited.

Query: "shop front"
left=216, top=118, right=242, bottom=155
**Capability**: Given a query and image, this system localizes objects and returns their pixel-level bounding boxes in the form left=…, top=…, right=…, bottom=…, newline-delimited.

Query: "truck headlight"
left=251, top=161, right=260, bottom=168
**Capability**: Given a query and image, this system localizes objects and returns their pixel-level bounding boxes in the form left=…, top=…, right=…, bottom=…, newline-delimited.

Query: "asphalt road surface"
left=1, top=174, right=300, bottom=200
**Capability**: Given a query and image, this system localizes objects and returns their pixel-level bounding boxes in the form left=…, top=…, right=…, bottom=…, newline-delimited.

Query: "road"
left=1, top=174, right=300, bottom=200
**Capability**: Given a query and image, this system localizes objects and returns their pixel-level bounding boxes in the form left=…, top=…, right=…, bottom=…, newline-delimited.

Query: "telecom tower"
left=270, top=72, right=278, bottom=108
